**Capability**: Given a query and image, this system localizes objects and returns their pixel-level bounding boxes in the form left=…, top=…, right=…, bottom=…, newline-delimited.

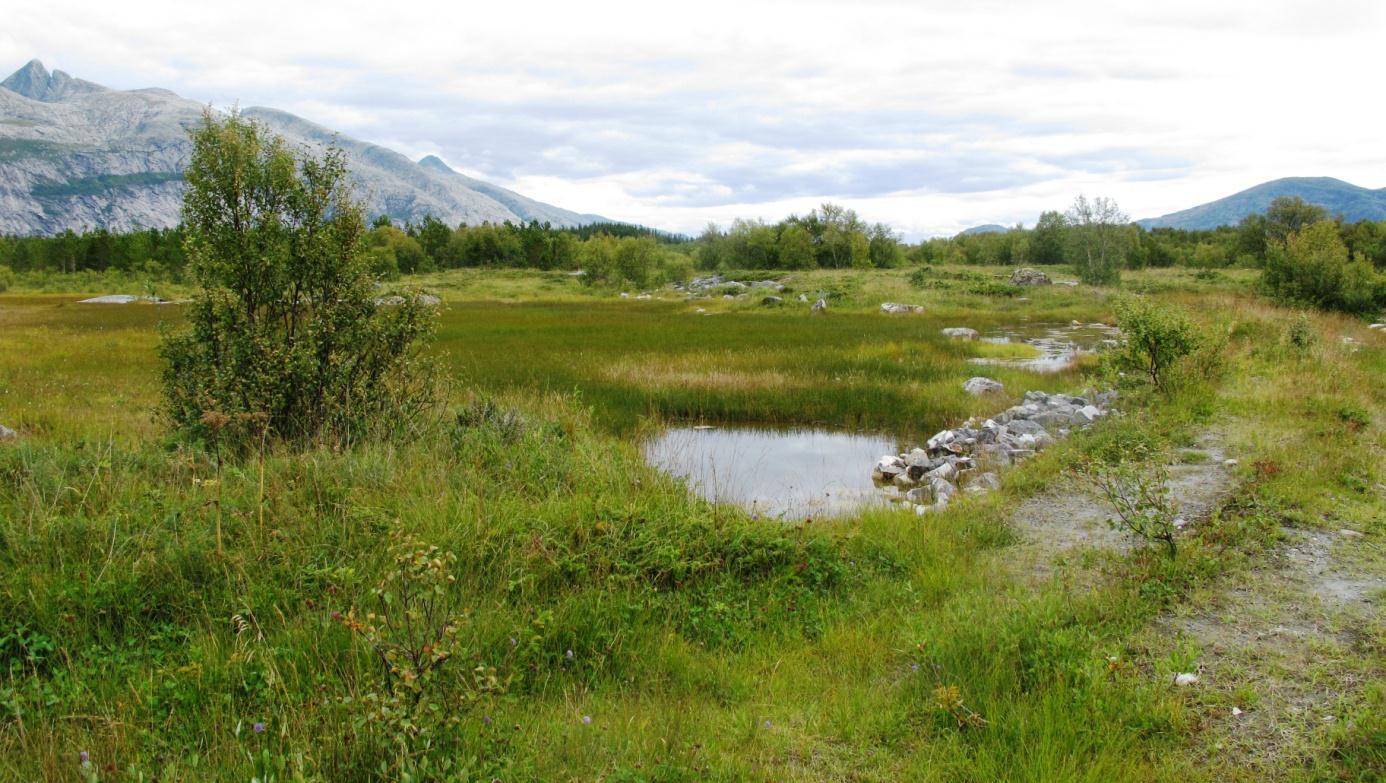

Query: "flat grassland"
left=0, top=266, right=1382, bottom=781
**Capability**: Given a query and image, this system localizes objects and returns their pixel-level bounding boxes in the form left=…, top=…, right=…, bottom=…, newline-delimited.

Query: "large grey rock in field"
left=962, top=377, right=1005, bottom=395
left=78, top=294, right=140, bottom=304
left=880, top=302, right=925, bottom=314
left=0, top=424, right=16, bottom=441
left=1009, top=268, right=1052, bottom=285
left=941, top=327, right=979, bottom=339
left=811, top=298, right=828, bottom=313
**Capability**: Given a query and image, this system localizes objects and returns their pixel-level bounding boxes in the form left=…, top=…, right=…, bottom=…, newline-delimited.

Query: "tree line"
left=3, top=194, right=1384, bottom=312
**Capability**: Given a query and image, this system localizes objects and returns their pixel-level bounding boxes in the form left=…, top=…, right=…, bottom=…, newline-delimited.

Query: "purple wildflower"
left=581, top=715, right=592, bottom=725
left=79, top=751, right=89, bottom=764
left=565, top=649, right=574, bottom=659
left=509, top=637, right=518, bottom=647
left=253, top=722, right=265, bottom=733
left=763, top=719, right=773, bottom=729
left=911, top=664, right=920, bottom=673
left=483, top=714, right=493, bottom=725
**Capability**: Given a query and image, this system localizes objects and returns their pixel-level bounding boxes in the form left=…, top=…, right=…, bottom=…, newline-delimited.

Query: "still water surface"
left=643, top=426, right=902, bottom=519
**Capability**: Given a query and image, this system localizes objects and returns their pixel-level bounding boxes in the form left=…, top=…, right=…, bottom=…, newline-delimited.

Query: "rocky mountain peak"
left=418, top=155, right=455, bottom=175
left=1, top=59, right=105, bottom=102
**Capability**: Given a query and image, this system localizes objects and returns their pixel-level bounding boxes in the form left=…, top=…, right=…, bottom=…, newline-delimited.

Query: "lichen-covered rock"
left=1009, top=268, right=1052, bottom=285
left=811, top=298, right=828, bottom=313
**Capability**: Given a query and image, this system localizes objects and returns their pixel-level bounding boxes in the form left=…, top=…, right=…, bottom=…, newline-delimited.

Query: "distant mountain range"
left=958, top=223, right=1008, bottom=236
left=0, top=60, right=606, bottom=236
left=1137, top=177, right=1386, bottom=230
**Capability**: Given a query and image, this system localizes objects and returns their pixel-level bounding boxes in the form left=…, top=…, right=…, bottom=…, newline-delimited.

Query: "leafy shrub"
left=1287, top=314, right=1316, bottom=355
left=1262, top=221, right=1381, bottom=315
left=1077, top=447, right=1181, bottom=557
left=1109, top=297, right=1200, bottom=393
left=0, top=264, right=12, bottom=292
left=159, top=112, right=435, bottom=448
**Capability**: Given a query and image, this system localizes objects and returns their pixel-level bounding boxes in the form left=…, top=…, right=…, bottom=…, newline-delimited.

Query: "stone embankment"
left=872, top=386, right=1116, bottom=514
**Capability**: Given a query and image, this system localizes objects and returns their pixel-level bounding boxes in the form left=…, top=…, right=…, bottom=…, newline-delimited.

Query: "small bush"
left=0, top=264, right=13, bottom=292
left=1109, top=297, right=1200, bottom=393
left=1286, top=314, right=1316, bottom=355
left=1077, top=449, right=1181, bottom=557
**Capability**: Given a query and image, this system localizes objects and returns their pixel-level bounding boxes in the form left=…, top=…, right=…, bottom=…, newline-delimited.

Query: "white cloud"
left=3, top=0, right=1384, bottom=237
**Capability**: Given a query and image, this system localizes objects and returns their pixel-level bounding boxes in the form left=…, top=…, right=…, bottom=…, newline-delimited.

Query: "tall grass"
left=0, top=269, right=1382, bottom=780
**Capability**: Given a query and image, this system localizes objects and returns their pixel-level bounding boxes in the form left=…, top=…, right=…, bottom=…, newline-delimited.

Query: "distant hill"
left=959, top=223, right=1008, bottom=236
left=0, top=59, right=607, bottom=235
left=1138, top=177, right=1386, bottom=230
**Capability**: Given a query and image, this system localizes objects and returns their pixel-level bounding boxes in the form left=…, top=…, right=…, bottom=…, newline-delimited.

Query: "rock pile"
left=872, top=389, right=1116, bottom=514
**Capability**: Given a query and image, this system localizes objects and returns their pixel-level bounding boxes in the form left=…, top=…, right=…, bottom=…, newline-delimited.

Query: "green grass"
left=0, top=268, right=1383, bottom=780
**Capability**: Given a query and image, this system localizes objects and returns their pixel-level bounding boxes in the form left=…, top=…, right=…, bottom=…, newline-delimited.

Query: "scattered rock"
left=1339, top=529, right=1365, bottom=539
left=761, top=296, right=783, bottom=306
left=877, top=388, right=1116, bottom=507
left=962, top=377, right=1004, bottom=395
left=0, top=424, right=16, bottom=442
left=1369, top=323, right=1385, bottom=331
left=941, top=327, right=979, bottom=340
left=1224, top=458, right=1239, bottom=467
left=880, top=302, right=925, bottom=314
left=811, top=298, right=828, bottom=314
left=1009, top=268, right=1052, bottom=286
left=797, top=293, right=808, bottom=302
left=1173, top=672, right=1199, bottom=687
left=415, top=293, right=442, bottom=306
left=77, top=294, right=141, bottom=304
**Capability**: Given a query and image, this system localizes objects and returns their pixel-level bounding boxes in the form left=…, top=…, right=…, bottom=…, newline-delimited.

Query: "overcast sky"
left=5, top=0, right=1384, bottom=237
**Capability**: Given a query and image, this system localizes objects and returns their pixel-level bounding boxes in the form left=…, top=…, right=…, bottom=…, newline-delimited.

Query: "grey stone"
left=880, top=302, right=925, bottom=314
left=811, top=298, right=828, bottom=313
left=941, top=327, right=979, bottom=339
left=962, top=377, right=1004, bottom=395
left=1009, top=267, right=1052, bottom=285
left=1004, top=418, right=1049, bottom=438
left=969, top=472, right=1001, bottom=492
left=760, top=296, right=783, bottom=305
left=0, top=424, right=16, bottom=441
left=78, top=294, right=140, bottom=304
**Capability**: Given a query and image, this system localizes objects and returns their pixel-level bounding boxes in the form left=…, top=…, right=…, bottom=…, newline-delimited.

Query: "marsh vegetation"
left=0, top=126, right=1383, bottom=781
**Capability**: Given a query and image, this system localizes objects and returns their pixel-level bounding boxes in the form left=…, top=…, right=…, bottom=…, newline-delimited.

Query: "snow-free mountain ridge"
left=0, top=60, right=606, bottom=235
left=1137, top=177, right=1386, bottom=230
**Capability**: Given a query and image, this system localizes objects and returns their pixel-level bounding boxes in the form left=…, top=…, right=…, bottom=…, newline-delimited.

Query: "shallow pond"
left=967, top=321, right=1119, bottom=373
left=643, top=426, right=902, bottom=520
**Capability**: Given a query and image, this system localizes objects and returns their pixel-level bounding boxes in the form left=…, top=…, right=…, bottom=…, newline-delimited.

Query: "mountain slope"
left=1138, top=177, right=1386, bottom=230
left=0, top=60, right=606, bottom=235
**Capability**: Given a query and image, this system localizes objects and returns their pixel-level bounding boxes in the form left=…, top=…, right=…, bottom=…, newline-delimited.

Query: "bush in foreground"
left=160, top=111, right=434, bottom=448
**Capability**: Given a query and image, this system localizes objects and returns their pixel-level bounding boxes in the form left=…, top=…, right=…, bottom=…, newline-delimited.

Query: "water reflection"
left=643, top=426, right=901, bottom=520
left=968, top=321, right=1119, bottom=373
